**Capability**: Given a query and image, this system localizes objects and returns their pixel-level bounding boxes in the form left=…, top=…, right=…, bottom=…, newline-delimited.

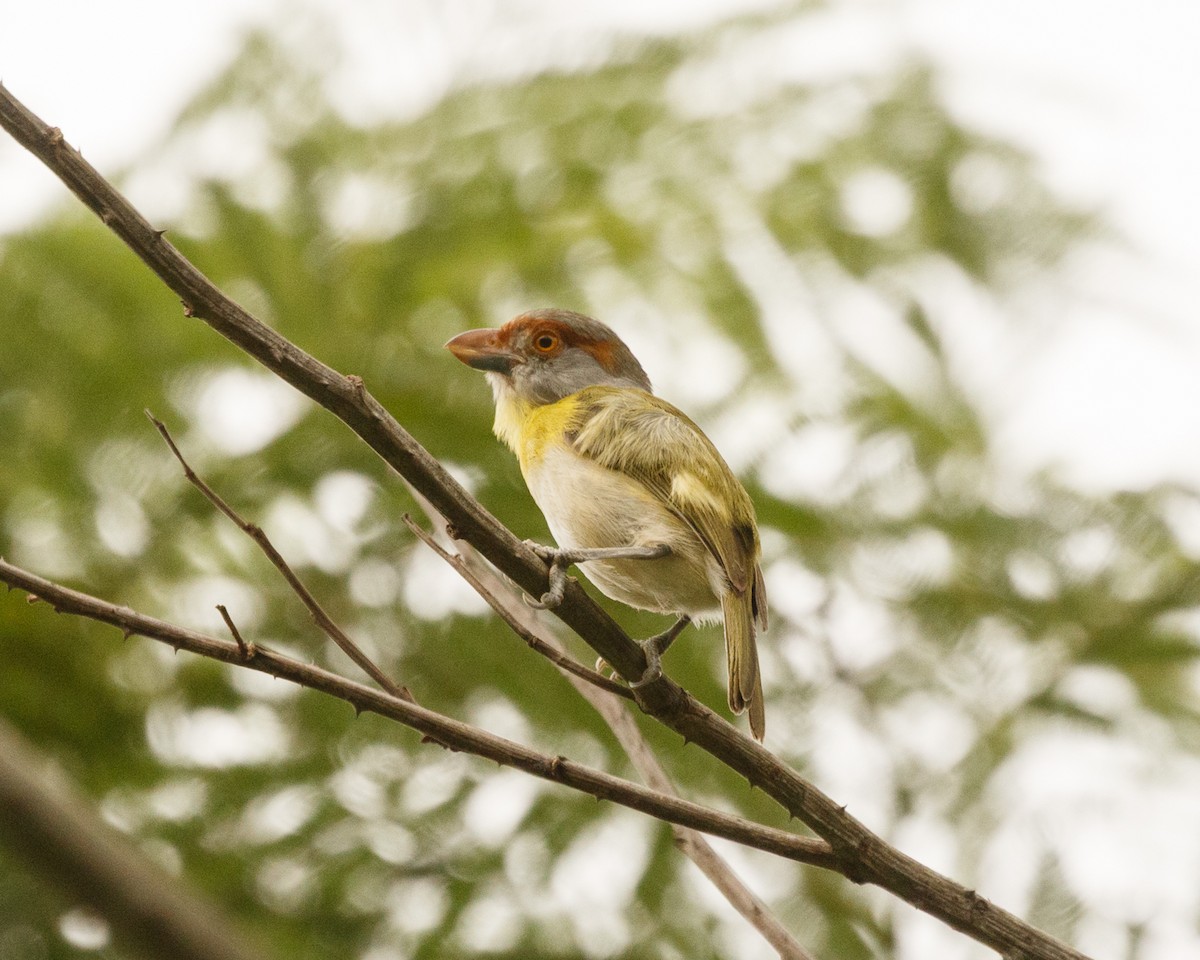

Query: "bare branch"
left=0, top=557, right=837, bottom=871
left=146, top=410, right=412, bottom=702
left=583, top=673, right=816, bottom=960
left=0, top=84, right=1092, bottom=960
left=441, top=534, right=818, bottom=960
left=216, top=603, right=255, bottom=659
left=402, top=514, right=633, bottom=701
left=0, top=717, right=273, bottom=960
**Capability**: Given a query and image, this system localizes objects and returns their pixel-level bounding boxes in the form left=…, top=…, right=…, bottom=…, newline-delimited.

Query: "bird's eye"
left=532, top=331, right=560, bottom=353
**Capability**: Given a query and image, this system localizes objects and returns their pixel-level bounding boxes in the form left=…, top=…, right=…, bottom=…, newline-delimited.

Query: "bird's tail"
left=722, top=582, right=765, bottom=741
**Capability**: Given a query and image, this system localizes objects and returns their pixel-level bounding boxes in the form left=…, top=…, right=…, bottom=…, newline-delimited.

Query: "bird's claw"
left=629, top=616, right=691, bottom=690
left=522, top=539, right=560, bottom=563
left=630, top=641, right=663, bottom=689
left=522, top=542, right=571, bottom=609
left=524, top=573, right=567, bottom=610
left=522, top=540, right=673, bottom=610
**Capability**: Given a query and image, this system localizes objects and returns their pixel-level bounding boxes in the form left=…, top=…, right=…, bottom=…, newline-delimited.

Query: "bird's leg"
left=630, top=615, right=692, bottom=689
left=523, top=542, right=671, bottom=610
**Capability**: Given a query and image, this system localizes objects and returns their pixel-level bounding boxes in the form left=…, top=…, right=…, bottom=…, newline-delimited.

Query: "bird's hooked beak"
left=445, top=328, right=522, bottom=375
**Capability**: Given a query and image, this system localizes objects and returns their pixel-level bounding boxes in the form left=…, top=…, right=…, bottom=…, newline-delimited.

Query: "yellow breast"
left=493, top=391, right=582, bottom=472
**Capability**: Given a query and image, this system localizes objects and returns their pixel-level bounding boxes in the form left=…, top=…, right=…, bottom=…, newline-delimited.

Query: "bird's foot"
left=522, top=540, right=561, bottom=564
left=521, top=541, right=573, bottom=609
left=522, top=541, right=672, bottom=610
left=630, top=616, right=692, bottom=689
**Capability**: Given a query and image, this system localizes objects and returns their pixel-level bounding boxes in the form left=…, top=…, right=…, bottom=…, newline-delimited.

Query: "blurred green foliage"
left=2, top=4, right=1198, bottom=959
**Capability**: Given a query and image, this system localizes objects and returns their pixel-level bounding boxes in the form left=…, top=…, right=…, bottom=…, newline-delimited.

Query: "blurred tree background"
left=3, top=3, right=1199, bottom=959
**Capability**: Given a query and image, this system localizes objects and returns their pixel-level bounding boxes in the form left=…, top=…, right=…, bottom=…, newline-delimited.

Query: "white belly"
left=524, top=446, right=722, bottom=618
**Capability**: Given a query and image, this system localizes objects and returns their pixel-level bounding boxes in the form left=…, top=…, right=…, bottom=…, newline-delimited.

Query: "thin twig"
left=146, top=410, right=412, bottom=703
left=0, top=557, right=837, bottom=871
left=216, top=604, right=255, bottom=660
left=442, top=535, right=818, bottom=960
left=401, top=514, right=633, bottom=701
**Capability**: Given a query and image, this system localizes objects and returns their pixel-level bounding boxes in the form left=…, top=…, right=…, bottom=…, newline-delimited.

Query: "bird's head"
left=446, top=308, right=652, bottom=406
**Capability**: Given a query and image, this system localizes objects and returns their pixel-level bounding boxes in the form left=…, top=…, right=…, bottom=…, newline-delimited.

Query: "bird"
left=446, top=308, right=768, bottom=739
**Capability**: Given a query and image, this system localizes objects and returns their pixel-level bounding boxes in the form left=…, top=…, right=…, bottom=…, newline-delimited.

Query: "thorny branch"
left=146, top=410, right=412, bottom=702
left=0, top=557, right=836, bottom=871
left=402, top=515, right=634, bottom=701
left=0, top=83, right=1091, bottom=960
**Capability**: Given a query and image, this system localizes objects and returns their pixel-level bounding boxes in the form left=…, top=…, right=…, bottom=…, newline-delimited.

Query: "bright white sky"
left=3, top=0, right=1199, bottom=494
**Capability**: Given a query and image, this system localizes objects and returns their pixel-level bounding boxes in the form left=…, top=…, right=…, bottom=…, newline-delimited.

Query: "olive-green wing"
left=568, top=387, right=759, bottom=596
